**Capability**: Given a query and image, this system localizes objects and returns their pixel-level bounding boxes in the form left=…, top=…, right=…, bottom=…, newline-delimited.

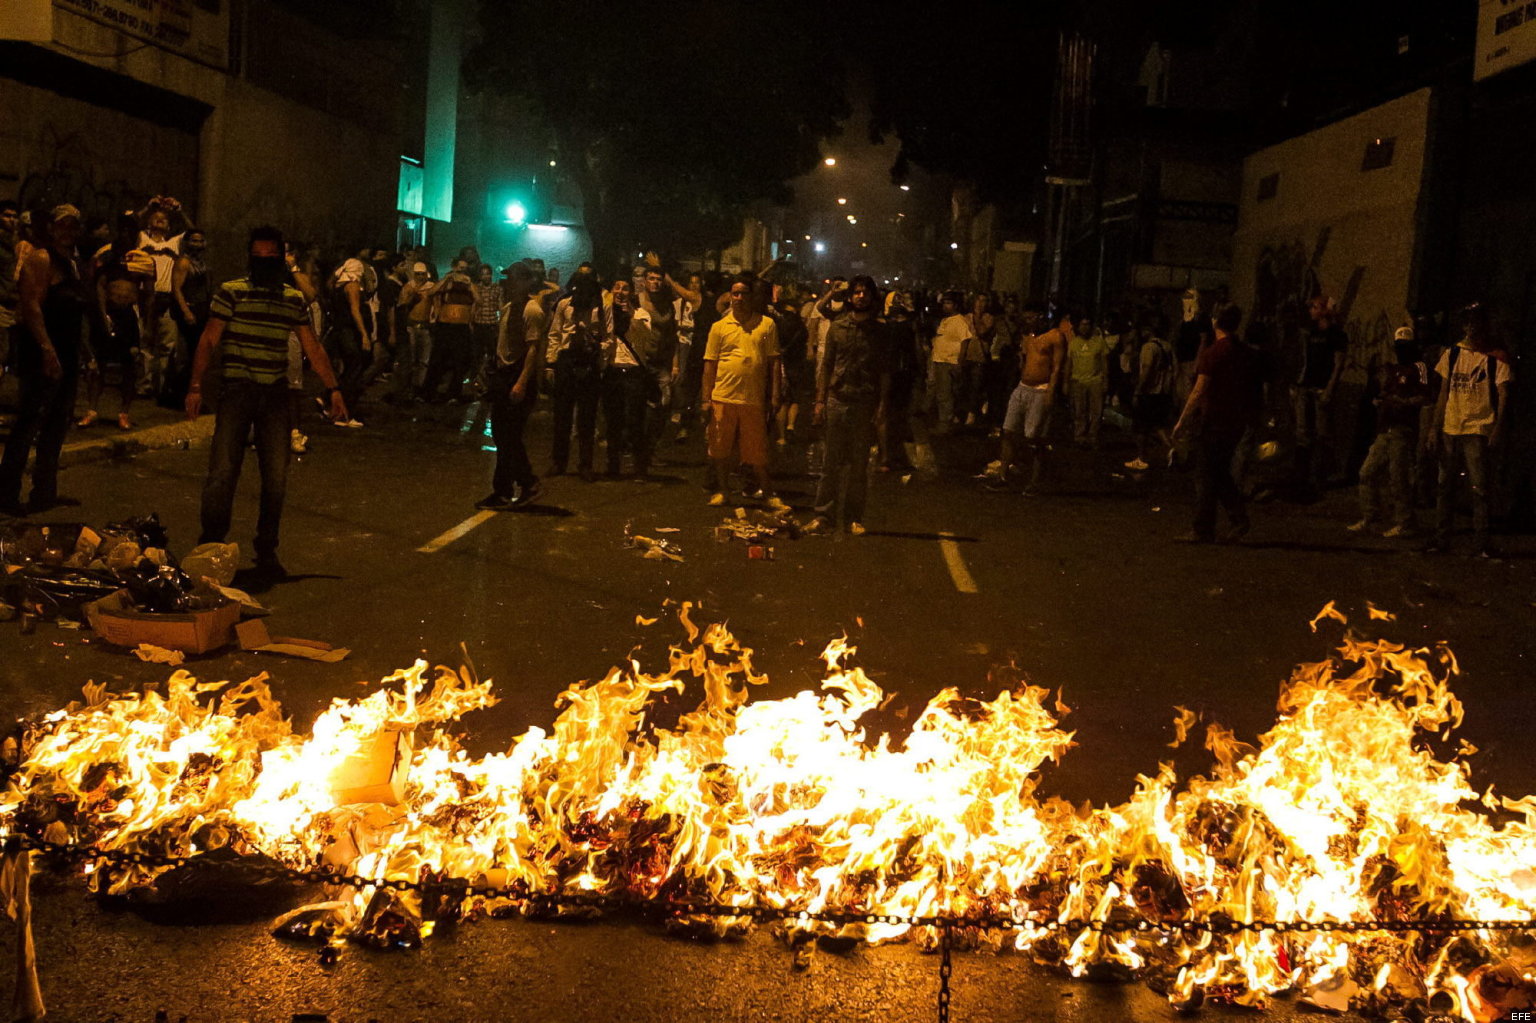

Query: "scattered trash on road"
left=623, top=525, right=684, bottom=563
left=133, top=643, right=187, bottom=666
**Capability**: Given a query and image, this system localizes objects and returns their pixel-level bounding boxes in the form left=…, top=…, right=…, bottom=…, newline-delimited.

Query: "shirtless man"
left=422, top=257, right=476, bottom=401
left=987, top=307, right=1069, bottom=495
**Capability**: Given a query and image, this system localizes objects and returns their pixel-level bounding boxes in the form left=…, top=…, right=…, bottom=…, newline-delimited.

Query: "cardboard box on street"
left=85, top=589, right=240, bottom=654
left=327, top=729, right=412, bottom=806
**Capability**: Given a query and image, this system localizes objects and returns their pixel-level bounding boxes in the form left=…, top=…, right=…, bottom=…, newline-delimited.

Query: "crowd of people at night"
left=0, top=196, right=1517, bottom=579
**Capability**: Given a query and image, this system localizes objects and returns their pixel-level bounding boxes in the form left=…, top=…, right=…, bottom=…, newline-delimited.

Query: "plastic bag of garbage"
left=181, top=542, right=239, bottom=587
left=102, top=513, right=169, bottom=551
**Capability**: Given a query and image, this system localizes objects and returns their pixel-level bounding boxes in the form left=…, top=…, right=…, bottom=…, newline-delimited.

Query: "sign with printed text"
left=52, top=0, right=227, bottom=69
left=1476, top=0, right=1536, bottom=81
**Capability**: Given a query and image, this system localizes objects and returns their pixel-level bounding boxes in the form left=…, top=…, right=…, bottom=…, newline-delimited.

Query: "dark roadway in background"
left=2, top=399, right=1533, bottom=1021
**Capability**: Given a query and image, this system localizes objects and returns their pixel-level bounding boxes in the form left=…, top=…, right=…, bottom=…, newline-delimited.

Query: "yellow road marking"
left=418, top=510, right=498, bottom=553
left=937, top=532, right=978, bottom=593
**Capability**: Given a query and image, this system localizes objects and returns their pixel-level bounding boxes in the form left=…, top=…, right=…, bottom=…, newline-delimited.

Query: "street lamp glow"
left=814, top=241, right=826, bottom=253
left=549, top=159, right=557, bottom=167
left=950, top=242, right=959, bottom=250
left=823, top=157, right=837, bottom=166
left=860, top=242, right=868, bottom=248
left=836, top=197, right=847, bottom=205
left=847, top=215, right=857, bottom=224
left=899, top=184, right=910, bottom=191
left=504, top=201, right=527, bottom=225
left=804, top=234, right=812, bottom=240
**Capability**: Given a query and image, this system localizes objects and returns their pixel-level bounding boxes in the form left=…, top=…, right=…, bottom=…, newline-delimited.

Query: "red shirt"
left=1196, top=334, right=1263, bottom=436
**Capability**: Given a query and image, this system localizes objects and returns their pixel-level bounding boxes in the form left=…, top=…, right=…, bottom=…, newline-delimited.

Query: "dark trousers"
left=471, top=323, right=498, bottom=392
left=1434, top=433, right=1491, bottom=549
left=1194, top=429, right=1248, bottom=540
left=880, top=371, right=914, bottom=468
left=550, top=350, right=600, bottom=472
left=603, top=365, right=653, bottom=474
left=814, top=399, right=876, bottom=525
left=199, top=380, right=290, bottom=561
left=490, top=375, right=537, bottom=498
left=420, top=322, right=473, bottom=401
left=0, top=366, right=79, bottom=506
left=326, top=323, right=368, bottom=415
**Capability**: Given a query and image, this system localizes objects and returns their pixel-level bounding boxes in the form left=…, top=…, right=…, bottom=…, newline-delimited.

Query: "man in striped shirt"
left=185, top=226, right=346, bottom=582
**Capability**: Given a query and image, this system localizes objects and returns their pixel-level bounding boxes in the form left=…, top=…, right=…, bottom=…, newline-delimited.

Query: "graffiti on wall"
left=1248, top=227, right=1403, bottom=475
left=1249, top=226, right=1393, bottom=384
left=16, top=123, right=149, bottom=220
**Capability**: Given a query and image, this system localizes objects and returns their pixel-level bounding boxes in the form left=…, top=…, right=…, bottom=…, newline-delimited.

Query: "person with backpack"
left=325, top=244, right=375, bottom=426
left=1425, top=303, right=1513, bottom=557
left=1126, top=315, right=1175, bottom=471
left=1348, top=326, right=1433, bottom=538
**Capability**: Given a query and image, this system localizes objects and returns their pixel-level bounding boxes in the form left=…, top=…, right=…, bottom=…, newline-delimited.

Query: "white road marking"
left=937, top=532, right=979, bottom=594
left=418, top=510, right=498, bottom=553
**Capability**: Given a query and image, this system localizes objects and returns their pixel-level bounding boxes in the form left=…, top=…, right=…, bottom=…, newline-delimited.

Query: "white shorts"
left=1003, top=383, right=1051, bottom=439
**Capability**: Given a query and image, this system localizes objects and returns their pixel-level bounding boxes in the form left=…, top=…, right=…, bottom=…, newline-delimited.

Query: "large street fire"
left=3, top=602, right=1534, bottom=1019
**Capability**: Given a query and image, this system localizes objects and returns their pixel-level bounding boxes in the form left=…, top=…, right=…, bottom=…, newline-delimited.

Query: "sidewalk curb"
left=57, top=416, right=217, bottom=470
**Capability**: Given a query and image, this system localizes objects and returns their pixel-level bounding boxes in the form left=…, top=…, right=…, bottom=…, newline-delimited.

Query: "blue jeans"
left=199, top=379, right=290, bottom=561
left=814, top=399, right=876, bottom=525
left=0, top=366, right=79, bottom=507
left=1434, top=433, right=1490, bottom=549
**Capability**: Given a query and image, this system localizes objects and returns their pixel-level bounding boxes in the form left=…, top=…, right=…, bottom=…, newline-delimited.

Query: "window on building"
left=1362, top=137, right=1396, bottom=171
left=1257, top=173, right=1279, bottom=201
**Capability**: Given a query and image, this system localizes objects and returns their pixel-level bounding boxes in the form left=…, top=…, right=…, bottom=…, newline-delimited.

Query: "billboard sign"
left=1476, top=0, right=1536, bottom=81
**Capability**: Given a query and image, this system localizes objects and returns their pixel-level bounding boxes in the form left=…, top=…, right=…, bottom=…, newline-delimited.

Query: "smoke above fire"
left=2, top=601, right=1534, bottom=1019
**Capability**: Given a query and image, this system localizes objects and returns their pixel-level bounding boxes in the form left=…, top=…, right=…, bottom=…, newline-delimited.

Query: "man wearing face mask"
left=807, top=276, right=890, bottom=535
left=185, top=226, right=347, bottom=583
left=1349, top=326, right=1432, bottom=538
left=136, top=198, right=187, bottom=401
left=1173, top=288, right=1211, bottom=406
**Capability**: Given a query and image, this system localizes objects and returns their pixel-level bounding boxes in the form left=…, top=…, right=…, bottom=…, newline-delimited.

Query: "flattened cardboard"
left=235, top=618, right=349, bottom=662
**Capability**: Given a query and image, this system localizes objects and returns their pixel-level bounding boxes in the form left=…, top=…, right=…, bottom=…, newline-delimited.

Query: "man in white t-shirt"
left=1425, top=304, right=1513, bottom=557
left=928, top=292, right=975, bottom=434
left=136, top=200, right=186, bottom=399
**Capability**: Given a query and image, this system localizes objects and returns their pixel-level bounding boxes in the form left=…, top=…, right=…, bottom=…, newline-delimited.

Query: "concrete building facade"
left=1, top=0, right=409, bottom=280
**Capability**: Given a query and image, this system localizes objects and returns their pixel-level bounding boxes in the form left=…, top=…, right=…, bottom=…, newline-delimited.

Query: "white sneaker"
left=1123, top=458, right=1149, bottom=471
left=765, top=496, right=789, bottom=512
left=338, top=417, right=365, bottom=429
left=975, top=460, right=1003, bottom=480
left=707, top=492, right=726, bottom=506
left=1346, top=519, right=1371, bottom=532
left=847, top=522, right=867, bottom=536
left=290, top=429, right=309, bottom=454
left=1382, top=524, right=1414, bottom=538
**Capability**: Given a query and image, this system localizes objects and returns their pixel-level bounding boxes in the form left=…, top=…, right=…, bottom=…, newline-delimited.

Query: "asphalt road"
left=2, top=396, right=1533, bottom=1021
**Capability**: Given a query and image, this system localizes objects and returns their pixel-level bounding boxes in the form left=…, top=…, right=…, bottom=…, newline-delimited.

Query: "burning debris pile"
left=2, top=603, right=1535, bottom=1019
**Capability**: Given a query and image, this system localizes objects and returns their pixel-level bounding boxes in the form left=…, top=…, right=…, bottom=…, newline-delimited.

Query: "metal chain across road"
left=7, top=831, right=1536, bottom=1020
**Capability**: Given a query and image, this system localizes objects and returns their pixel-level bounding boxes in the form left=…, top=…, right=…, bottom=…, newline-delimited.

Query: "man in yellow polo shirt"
left=701, top=276, right=786, bottom=508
